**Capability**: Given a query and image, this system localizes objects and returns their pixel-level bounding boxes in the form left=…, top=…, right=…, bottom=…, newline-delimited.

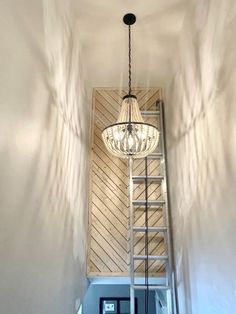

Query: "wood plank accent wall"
left=87, top=88, right=165, bottom=277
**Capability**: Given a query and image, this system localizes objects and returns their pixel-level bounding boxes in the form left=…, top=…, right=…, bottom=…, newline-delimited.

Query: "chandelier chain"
left=128, top=25, right=132, bottom=95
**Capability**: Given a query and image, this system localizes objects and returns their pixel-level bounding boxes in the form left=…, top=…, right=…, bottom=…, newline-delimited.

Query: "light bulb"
left=113, top=130, right=124, bottom=141
left=128, top=135, right=134, bottom=148
left=137, top=130, right=147, bottom=140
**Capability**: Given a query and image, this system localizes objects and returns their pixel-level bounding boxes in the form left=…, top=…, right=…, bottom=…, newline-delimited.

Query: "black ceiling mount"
left=123, top=13, right=136, bottom=25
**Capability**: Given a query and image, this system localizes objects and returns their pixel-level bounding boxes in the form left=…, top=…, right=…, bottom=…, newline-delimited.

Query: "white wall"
left=166, top=0, right=236, bottom=313
left=0, top=0, right=90, bottom=313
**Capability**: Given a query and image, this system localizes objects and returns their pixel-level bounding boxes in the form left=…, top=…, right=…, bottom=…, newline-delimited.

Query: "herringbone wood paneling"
left=87, top=88, right=165, bottom=277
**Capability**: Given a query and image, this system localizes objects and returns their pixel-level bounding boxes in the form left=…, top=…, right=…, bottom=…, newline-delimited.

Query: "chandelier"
left=102, top=13, right=159, bottom=159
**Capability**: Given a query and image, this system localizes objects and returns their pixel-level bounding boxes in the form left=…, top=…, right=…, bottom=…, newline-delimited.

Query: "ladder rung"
left=133, top=285, right=170, bottom=290
left=133, top=255, right=168, bottom=261
left=133, top=200, right=165, bottom=206
left=147, top=153, right=163, bottom=159
left=133, top=226, right=167, bottom=232
left=132, top=176, right=164, bottom=182
left=141, top=110, right=160, bottom=116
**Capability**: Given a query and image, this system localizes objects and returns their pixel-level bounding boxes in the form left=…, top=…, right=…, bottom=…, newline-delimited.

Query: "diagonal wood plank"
left=93, top=180, right=128, bottom=218
left=90, top=251, right=111, bottom=272
left=92, top=193, right=128, bottom=232
left=93, top=176, right=128, bottom=213
left=92, top=220, right=128, bottom=266
left=92, top=210, right=128, bottom=250
left=92, top=227, right=127, bottom=271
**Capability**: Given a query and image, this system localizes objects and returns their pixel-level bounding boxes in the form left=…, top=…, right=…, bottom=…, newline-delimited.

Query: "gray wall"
left=0, top=0, right=90, bottom=313
left=83, top=285, right=156, bottom=314
left=166, top=0, right=236, bottom=313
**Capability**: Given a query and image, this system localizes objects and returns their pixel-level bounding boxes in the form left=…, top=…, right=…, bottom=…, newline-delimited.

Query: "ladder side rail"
left=157, top=100, right=170, bottom=290
left=159, top=99, right=178, bottom=314
left=129, top=157, right=135, bottom=314
left=144, top=156, right=149, bottom=314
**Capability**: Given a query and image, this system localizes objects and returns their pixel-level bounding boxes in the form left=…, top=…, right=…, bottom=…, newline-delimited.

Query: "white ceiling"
left=76, top=0, right=188, bottom=94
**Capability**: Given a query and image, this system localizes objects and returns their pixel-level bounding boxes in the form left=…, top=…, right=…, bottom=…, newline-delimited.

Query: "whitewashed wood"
left=88, top=88, right=165, bottom=277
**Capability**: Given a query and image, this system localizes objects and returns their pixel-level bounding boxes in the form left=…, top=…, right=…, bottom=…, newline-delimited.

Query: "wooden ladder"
left=129, top=100, right=177, bottom=314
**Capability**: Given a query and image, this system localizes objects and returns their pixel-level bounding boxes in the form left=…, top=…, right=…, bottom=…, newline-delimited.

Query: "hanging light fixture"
left=102, top=13, right=159, bottom=159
